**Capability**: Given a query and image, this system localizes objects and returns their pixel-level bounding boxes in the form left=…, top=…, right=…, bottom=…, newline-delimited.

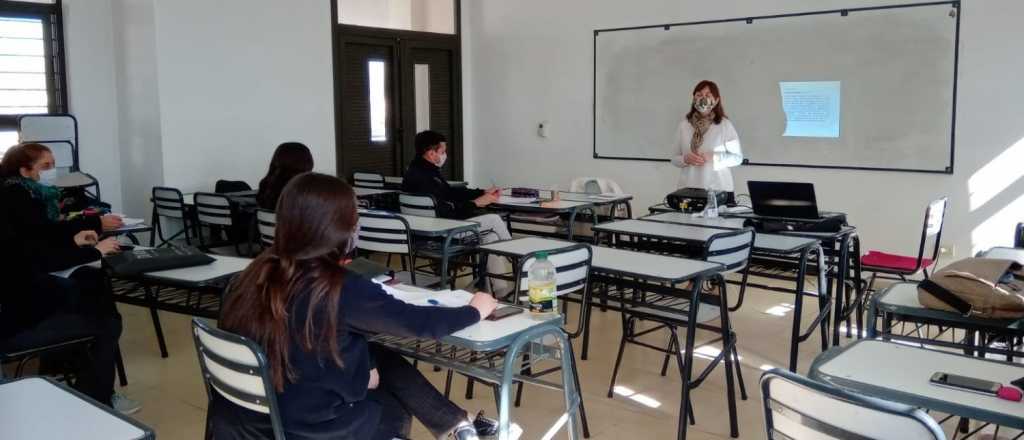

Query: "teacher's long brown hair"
left=221, top=172, right=358, bottom=391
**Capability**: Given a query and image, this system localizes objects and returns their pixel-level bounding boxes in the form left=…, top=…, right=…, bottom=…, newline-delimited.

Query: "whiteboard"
left=594, top=2, right=959, bottom=173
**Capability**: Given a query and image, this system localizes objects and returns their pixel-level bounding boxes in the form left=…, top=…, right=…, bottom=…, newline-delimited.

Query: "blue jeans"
left=369, top=344, right=469, bottom=439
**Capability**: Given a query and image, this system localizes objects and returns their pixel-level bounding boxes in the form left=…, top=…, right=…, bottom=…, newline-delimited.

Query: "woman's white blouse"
left=669, top=117, right=743, bottom=192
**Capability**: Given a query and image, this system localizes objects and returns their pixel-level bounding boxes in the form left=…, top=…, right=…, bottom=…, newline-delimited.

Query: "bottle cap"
left=537, top=252, right=549, bottom=260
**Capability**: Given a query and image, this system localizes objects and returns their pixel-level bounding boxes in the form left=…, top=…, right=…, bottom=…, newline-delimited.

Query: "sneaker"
left=474, top=412, right=523, bottom=440
left=112, top=393, right=142, bottom=415
left=449, top=421, right=479, bottom=440
left=473, top=411, right=499, bottom=437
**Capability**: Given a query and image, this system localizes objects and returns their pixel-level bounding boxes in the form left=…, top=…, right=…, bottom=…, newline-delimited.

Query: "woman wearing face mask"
left=0, top=143, right=124, bottom=234
left=0, top=143, right=140, bottom=413
left=670, top=80, right=743, bottom=199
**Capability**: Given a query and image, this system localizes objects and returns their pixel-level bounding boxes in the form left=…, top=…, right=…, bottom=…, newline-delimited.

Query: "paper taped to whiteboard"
left=779, top=81, right=841, bottom=138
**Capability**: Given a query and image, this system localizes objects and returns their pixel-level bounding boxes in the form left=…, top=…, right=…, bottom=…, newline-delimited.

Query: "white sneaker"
left=112, top=393, right=142, bottom=415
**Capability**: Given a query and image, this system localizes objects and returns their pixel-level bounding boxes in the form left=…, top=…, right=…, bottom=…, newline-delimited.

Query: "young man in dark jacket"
left=401, top=131, right=512, bottom=293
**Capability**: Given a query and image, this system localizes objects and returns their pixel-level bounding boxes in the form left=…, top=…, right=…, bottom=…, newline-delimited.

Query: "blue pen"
left=427, top=299, right=440, bottom=306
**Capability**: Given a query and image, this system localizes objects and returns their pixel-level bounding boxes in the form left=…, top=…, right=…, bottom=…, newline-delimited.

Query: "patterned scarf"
left=2, top=176, right=61, bottom=222
left=688, top=112, right=714, bottom=154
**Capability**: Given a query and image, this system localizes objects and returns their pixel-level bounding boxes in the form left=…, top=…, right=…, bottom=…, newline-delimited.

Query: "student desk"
left=383, top=175, right=467, bottom=189
left=810, top=340, right=1024, bottom=431
left=111, top=252, right=252, bottom=358
left=369, top=283, right=581, bottom=440
left=867, top=282, right=1024, bottom=359
left=354, top=187, right=399, bottom=210
left=0, top=376, right=154, bottom=440
left=394, top=213, right=480, bottom=288
left=591, top=218, right=828, bottom=371
left=477, top=237, right=733, bottom=440
left=490, top=199, right=598, bottom=241
left=558, top=192, right=634, bottom=218
left=354, top=187, right=398, bottom=198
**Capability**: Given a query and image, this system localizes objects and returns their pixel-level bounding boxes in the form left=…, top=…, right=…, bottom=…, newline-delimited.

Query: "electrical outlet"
left=940, top=245, right=956, bottom=257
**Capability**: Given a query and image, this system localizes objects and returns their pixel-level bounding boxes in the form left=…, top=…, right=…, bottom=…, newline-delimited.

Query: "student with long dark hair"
left=256, top=142, right=314, bottom=210
left=213, top=172, right=501, bottom=440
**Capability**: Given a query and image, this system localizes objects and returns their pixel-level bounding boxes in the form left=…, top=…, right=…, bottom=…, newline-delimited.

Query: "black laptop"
left=747, top=181, right=840, bottom=220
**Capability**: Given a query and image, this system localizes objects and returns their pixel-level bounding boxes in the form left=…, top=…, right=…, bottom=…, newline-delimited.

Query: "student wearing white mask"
left=670, top=80, right=744, bottom=198
left=402, top=131, right=513, bottom=294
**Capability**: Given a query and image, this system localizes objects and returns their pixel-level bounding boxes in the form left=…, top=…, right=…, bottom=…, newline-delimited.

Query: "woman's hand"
left=683, top=152, right=706, bottom=166
left=94, top=237, right=122, bottom=256
left=74, top=230, right=99, bottom=246
left=101, top=214, right=124, bottom=231
left=367, top=368, right=380, bottom=390
left=469, top=292, right=499, bottom=320
left=473, top=193, right=498, bottom=208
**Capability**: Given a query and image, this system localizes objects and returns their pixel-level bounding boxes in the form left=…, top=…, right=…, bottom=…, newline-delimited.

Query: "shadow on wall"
left=968, top=135, right=1024, bottom=254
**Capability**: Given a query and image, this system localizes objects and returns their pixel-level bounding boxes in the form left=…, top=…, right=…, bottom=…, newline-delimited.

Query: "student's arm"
left=343, top=277, right=480, bottom=339
left=713, top=119, right=743, bottom=170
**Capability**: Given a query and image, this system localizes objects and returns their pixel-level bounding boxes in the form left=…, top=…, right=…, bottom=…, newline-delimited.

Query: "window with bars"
left=0, top=0, right=65, bottom=155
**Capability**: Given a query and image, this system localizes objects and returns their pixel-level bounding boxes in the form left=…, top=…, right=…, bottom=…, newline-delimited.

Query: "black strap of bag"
left=918, top=279, right=974, bottom=316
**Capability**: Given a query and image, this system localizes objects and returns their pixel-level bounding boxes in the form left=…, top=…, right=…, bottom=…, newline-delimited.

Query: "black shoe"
left=473, top=411, right=499, bottom=437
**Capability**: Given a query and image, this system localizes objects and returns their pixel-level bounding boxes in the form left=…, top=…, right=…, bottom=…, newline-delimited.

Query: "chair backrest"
left=514, top=244, right=593, bottom=338
left=357, top=210, right=413, bottom=255
left=191, top=318, right=285, bottom=440
left=215, top=180, right=252, bottom=194
left=920, top=197, right=949, bottom=262
left=35, top=141, right=76, bottom=174
left=153, top=187, right=187, bottom=219
left=194, top=192, right=234, bottom=226
left=703, top=227, right=755, bottom=273
left=353, top=172, right=385, bottom=189
left=399, top=192, right=438, bottom=218
left=761, top=369, right=945, bottom=440
left=256, top=209, right=277, bottom=248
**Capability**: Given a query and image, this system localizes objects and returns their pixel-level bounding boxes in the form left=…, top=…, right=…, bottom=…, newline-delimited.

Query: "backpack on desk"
left=917, top=258, right=1024, bottom=319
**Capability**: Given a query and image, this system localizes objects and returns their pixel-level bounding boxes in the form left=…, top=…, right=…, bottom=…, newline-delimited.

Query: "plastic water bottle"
left=527, top=252, right=557, bottom=313
left=705, top=189, right=720, bottom=218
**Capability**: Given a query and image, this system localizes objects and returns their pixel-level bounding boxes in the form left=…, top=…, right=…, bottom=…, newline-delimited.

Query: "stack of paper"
left=499, top=196, right=538, bottom=204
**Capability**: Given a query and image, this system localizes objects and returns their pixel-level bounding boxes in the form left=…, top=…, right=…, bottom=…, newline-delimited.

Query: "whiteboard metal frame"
left=592, top=1, right=961, bottom=174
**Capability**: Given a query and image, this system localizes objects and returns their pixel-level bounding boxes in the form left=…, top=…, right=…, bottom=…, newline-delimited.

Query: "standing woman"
left=256, top=142, right=314, bottom=210
left=670, top=80, right=743, bottom=198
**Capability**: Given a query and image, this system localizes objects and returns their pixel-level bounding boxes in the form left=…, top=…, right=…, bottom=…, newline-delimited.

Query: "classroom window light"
left=968, top=136, right=1024, bottom=211
left=368, top=59, right=387, bottom=142
left=0, top=17, right=49, bottom=116
left=764, top=303, right=795, bottom=317
left=612, top=385, right=663, bottom=409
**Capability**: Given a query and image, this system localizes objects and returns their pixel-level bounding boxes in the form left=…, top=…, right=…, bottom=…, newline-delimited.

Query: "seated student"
left=401, top=131, right=512, bottom=292
left=256, top=142, right=314, bottom=210
left=0, top=142, right=140, bottom=413
left=214, top=172, right=502, bottom=440
left=0, top=143, right=124, bottom=233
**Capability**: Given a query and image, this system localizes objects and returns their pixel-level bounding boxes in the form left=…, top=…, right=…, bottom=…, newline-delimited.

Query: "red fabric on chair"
left=861, top=251, right=933, bottom=272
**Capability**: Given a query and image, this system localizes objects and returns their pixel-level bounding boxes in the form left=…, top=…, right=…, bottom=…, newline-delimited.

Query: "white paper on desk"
left=499, top=196, right=537, bottom=204
left=377, top=283, right=472, bottom=308
left=50, top=261, right=101, bottom=279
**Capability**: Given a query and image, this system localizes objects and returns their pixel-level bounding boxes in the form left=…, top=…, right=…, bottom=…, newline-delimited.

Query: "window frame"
left=0, top=0, right=67, bottom=131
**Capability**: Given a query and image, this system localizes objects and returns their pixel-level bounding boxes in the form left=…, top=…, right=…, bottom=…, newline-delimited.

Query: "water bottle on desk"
left=527, top=252, right=557, bottom=313
left=705, top=189, right=719, bottom=218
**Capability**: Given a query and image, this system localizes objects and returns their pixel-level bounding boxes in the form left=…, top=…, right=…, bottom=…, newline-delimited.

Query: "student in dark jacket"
left=0, top=142, right=140, bottom=413
left=213, top=172, right=502, bottom=440
left=401, top=131, right=513, bottom=293
left=256, top=142, right=314, bottom=210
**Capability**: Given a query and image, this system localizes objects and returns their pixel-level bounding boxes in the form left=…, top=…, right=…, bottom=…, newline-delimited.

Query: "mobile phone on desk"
left=929, top=372, right=1001, bottom=396
left=486, top=306, right=524, bottom=321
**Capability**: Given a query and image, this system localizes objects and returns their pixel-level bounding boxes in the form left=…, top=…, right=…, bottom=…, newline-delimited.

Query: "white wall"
left=112, top=0, right=163, bottom=221
left=62, top=0, right=123, bottom=210
left=462, top=0, right=1024, bottom=258
left=151, top=0, right=336, bottom=193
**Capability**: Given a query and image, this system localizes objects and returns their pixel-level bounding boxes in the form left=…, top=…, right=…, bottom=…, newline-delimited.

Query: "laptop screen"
left=747, top=181, right=821, bottom=219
